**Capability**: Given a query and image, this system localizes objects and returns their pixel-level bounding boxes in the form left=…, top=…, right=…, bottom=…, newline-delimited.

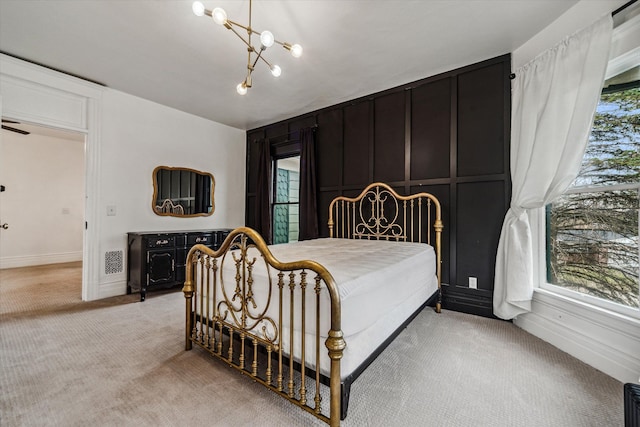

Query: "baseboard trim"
left=514, top=289, right=640, bottom=384
left=0, top=252, right=83, bottom=269
left=442, top=285, right=495, bottom=318
left=97, top=279, right=127, bottom=300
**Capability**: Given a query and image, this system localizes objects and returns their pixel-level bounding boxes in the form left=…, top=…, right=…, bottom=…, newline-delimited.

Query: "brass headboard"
left=155, top=198, right=185, bottom=215
left=328, top=182, right=443, bottom=311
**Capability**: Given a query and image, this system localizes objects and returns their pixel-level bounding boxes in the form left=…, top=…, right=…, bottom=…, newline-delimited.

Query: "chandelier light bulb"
left=212, top=7, right=228, bottom=25
left=260, top=30, right=275, bottom=49
left=192, top=1, right=205, bottom=16
left=290, top=44, right=303, bottom=58
left=193, top=2, right=303, bottom=93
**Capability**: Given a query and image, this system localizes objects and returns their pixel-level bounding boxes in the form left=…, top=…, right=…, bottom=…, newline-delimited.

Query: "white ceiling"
left=0, top=0, right=583, bottom=131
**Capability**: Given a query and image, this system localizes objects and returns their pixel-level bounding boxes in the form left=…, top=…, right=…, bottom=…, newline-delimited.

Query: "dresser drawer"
left=174, top=234, right=187, bottom=246
left=128, top=229, right=231, bottom=302
left=188, top=233, right=214, bottom=246
left=146, top=235, right=175, bottom=248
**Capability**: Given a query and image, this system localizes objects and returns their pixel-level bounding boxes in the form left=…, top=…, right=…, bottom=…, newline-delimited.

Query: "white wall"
left=511, top=0, right=640, bottom=385
left=0, top=131, right=84, bottom=267
left=0, top=53, right=247, bottom=301
left=98, top=89, right=246, bottom=296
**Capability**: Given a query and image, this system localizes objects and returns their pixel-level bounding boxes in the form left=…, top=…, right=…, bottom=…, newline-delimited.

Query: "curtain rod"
left=613, top=0, right=637, bottom=16
left=510, top=1, right=637, bottom=81
left=254, top=124, right=318, bottom=143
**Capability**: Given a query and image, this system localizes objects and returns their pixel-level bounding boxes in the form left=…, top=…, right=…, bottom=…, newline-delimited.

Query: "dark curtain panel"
left=255, top=138, right=273, bottom=244
left=194, top=175, right=211, bottom=214
left=194, top=174, right=203, bottom=213
left=299, top=127, right=319, bottom=240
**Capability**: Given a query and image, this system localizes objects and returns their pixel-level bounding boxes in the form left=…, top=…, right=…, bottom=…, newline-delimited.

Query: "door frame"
left=0, top=54, right=103, bottom=301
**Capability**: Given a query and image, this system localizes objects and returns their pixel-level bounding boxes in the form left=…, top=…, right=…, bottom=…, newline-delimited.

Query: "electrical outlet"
left=469, top=277, right=478, bottom=289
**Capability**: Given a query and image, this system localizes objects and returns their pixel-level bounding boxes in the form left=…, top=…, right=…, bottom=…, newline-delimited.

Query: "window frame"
left=537, top=185, right=640, bottom=319
left=536, top=18, right=640, bottom=319
left=271, top=154, right=300, bottom=244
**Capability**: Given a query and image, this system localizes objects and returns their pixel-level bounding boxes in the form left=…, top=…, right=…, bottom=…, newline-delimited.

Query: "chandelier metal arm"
left=225, top=20, right=292, bottom=49
left=258, top=54, right=274, bottom=69
left=250, top=47, right=275, bottom=72
left=226, top=24, right=255, bottom=52
left=253, top=49, right=264, bottom=67
left=192, top=0, right=301, bottom=94
left=226, top=19, right=249, bottom=32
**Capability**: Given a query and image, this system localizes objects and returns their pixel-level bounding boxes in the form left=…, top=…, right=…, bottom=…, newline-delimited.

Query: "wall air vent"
left=105, top=250, right=123, bottom=275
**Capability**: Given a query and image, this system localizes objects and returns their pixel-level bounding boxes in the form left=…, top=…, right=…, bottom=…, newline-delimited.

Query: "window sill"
left=534, top=286, right=640, bottom=325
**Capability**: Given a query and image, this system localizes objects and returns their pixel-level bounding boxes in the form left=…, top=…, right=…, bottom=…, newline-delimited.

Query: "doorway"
left=0, top=120, right=86, bottom=300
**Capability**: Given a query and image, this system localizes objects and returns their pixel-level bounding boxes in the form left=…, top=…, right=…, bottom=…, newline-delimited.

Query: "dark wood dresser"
left=127, top=229, right=232, bottom=301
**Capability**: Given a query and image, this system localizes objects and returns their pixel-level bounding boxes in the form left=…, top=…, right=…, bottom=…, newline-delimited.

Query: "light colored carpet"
left=0, top=263, right=623, bottom=426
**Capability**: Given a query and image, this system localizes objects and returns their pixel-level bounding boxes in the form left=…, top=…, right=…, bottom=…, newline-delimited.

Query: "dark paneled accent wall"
left=245, top=54, right=511, bottom=318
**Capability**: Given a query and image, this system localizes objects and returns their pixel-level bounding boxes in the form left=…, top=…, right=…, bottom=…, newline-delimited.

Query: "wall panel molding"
left=246, top=54, right=512, bottom=318
left=1, top=75, right=88, bottom=130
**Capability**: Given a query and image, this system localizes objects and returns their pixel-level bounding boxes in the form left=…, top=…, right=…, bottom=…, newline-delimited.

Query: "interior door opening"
left=0, top=119, right=86, bottom=301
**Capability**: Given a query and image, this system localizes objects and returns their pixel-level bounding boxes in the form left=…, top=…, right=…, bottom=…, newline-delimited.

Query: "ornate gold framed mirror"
left=152, top=166, right=215, bottom=217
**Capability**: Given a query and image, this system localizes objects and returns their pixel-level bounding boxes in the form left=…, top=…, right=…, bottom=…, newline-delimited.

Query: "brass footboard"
left=182, top=227, right=345, bottom=426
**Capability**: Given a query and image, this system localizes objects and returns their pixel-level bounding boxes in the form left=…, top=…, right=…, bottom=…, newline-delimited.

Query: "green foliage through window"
left=547, top=85, right=639, bottom=309
left=577, top=87, right=640, bottom=186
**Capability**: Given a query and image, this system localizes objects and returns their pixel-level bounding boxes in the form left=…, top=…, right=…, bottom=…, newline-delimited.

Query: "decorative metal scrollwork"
left=217, top=233, right=279, bottom=344
left=354, top=186, right=404, bottom=239
left=329, top=182, right=440, bottom=245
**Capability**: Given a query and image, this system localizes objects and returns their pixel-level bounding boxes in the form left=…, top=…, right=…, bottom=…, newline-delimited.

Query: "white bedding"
left=198, top=237, right=438, bottom=378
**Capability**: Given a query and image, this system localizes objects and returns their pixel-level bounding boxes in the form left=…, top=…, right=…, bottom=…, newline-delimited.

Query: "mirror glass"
left=152, top=166, right=215, bottom=217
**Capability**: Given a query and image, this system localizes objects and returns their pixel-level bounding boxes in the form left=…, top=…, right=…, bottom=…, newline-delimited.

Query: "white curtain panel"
left=493, top=14, right=613, bottom=320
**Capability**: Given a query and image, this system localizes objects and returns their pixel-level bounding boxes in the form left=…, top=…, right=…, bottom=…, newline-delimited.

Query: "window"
left=272, top=156, right=300, bottom=244
left=545, top=71, right=640, bottom=313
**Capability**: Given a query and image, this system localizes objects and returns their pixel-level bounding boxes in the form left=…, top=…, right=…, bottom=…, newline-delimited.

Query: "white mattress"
left=198, top=238, right=438, bottom=378
left=265, top=238, right=436, bottom=337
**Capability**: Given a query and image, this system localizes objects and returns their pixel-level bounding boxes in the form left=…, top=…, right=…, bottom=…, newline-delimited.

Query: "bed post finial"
left=326, top=330, right=346, bottom=426
left=434, top=217, right=443, bottom=313
left=328, top=217, right=334, bottom=238
left=182, top=277, right=194, bottom=351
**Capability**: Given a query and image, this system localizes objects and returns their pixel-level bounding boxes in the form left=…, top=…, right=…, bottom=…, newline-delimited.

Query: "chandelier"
left=192, top=1, right=303, bottom=95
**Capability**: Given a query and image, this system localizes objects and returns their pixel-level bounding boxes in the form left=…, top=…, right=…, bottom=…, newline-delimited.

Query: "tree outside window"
left=546, top=75, right=639, bottom=310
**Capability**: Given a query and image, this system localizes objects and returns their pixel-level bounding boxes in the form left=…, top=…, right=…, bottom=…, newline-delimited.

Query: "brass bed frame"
left=182, top=182, right=442, bottom=426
